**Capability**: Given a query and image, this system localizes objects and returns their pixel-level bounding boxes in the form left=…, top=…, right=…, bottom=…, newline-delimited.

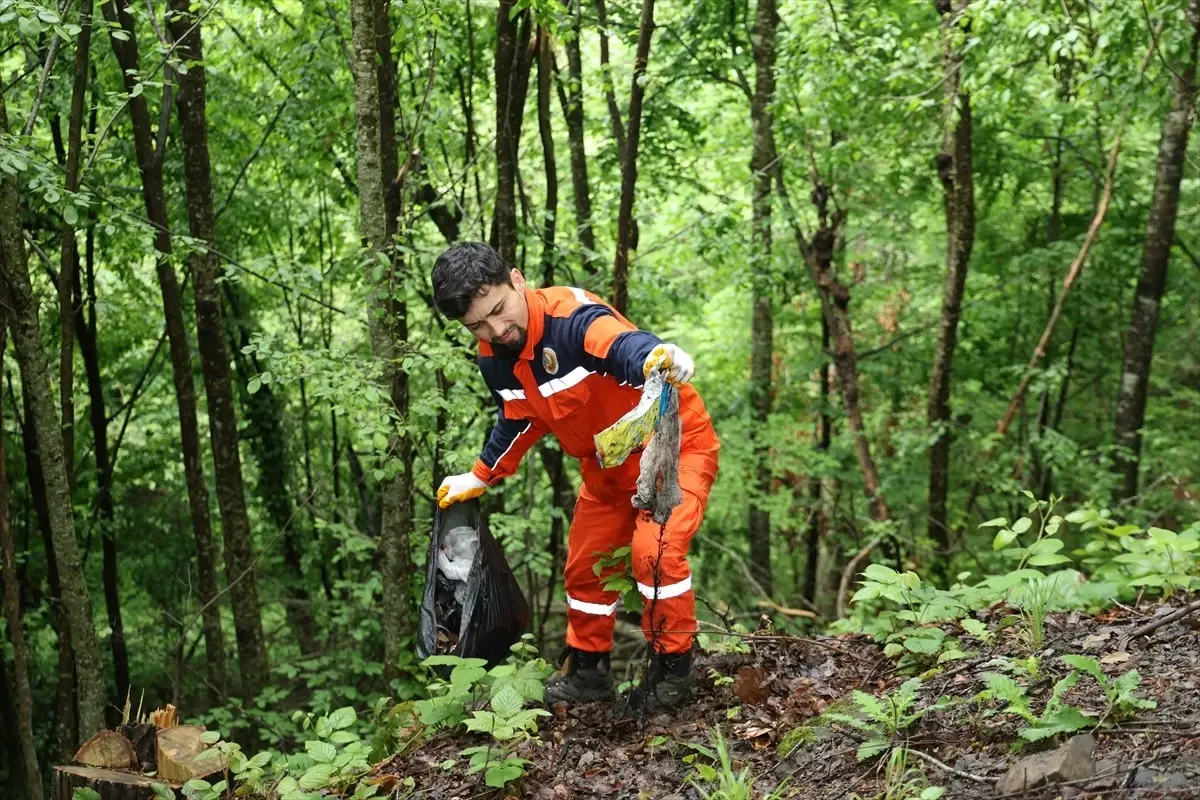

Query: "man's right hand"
left=437, top=472, right=488, bottom=509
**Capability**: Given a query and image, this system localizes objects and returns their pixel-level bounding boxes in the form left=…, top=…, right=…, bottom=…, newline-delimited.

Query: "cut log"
left=73, top=730, right=136, bottom=769
left=52, top=766, right=176, bottom=800
left=156, top=725, right=225, bottom=783
left=117, top=722, right=157, bottom=772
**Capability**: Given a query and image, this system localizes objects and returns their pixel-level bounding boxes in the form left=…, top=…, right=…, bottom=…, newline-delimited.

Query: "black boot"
left=620, top=647, right=696, bottom=717
left=545, top=648, right=615, bottom=706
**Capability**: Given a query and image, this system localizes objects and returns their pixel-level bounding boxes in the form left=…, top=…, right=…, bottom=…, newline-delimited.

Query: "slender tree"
left=494, top=0, right=535, bottom=268
left=747, top=0, right=778, bottom=594
left=100, top=0, right=267, bottom=696
left=0, top=91, right=106, bottom=742
left=611, top=0, right=657, bottom=315
left=1112, top=0, right=1200, bottom=502
left=927, top=0, right=975, bottom=556
left=554, top=0, right=599, bottom=275
left=0, top=324, right=42, bottom=800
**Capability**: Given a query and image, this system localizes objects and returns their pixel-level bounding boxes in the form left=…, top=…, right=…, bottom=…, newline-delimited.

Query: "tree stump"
left=52, top=766, right=176, bottom=800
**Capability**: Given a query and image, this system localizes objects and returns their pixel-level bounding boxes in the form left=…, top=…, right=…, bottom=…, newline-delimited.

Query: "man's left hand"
left=643, top=344, right=695, bottom=385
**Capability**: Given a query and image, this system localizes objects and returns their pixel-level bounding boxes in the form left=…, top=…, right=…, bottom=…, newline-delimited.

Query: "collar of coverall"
left=516, top=287, right=545, bottom=362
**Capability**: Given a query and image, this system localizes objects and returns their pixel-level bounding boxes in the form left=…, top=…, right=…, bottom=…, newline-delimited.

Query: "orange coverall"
left=471, top=287, right=720, bottom=654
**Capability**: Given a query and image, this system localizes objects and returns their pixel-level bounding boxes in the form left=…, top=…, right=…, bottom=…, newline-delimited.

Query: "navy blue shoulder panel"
left=477, top=354, right=522, bottom=392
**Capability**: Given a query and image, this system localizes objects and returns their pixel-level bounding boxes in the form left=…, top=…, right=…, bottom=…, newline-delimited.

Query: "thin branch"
left=214, top=99, right=290, bottom=221
left=1117, top=598, right=1200, bottom=651
left=836, top=535, right=882, bottom=620
left=22, top=1, right=71, bottom=136
left=81, top=1, right=217, bottom=179
left=904, top=748, right=994, bottom=785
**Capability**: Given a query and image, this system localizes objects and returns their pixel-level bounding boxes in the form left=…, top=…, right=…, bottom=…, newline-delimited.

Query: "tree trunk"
left=611, top=0, right=657, bottom=315
left=803, top=315, right=831, bottom=605
left=556, top=0, right=599, bottom=275
left=593, top=0, right=627, bottom=158
left=1112, top=0, right=1200, bottom=502
left=58, top=0, right=94, bottom=502
left=17, top=387, right=76, bottom=758
left=101, top=0, right=266, bottom=698
left=747, top=0, right=778, bottom=595
left=223, top=287, right=318, bottom=655
left=349, top=0, right=415, bottom=681
left=0, top=326, right=43, bottom=800
left=537, top=27, right=559, bottom=285
left=927, top=0, right=975, bottom=557
left=494, top=0, right=535, bottom=268
left=0, top=91, right=106, bottom=742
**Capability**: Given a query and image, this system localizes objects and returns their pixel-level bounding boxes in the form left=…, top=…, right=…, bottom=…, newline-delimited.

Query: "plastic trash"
left=417, top=498, right=530, bottom=669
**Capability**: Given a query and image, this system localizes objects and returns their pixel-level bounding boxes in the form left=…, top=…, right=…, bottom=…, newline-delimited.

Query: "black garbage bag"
left=417, top=498, right=530, bottom=669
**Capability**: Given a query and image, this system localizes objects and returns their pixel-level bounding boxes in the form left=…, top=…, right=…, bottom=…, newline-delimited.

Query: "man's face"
left=459, top=269, right=529, bottom=357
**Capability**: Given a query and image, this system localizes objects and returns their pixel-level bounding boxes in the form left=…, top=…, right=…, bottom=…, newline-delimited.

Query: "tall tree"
left=554, top=0, right=599, bottom=276
left=100, top=0, right=267, bottom=697
left=0, top=91, right=106, bottom=742
left=610, top=0, right=657, bottom=315
left=0, top=325, right=42, bottom=800
left=747, top=0, right=778, bottom=594
left=349, top=0, right=416, bottom=680
left=494, top=0, right=535, bottom=268
left=57, top=0, right=94, bottom=499
left=1112, top=0, right=1200, bottom=502
left=926, top=0, right=975, bottom=556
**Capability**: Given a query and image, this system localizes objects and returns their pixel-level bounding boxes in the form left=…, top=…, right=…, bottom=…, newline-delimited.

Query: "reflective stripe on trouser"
left=563, top=451, right=718, bottom=654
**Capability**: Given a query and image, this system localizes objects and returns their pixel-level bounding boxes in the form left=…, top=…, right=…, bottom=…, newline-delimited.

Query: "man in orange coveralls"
left=432, top=242, right=720, bottom=714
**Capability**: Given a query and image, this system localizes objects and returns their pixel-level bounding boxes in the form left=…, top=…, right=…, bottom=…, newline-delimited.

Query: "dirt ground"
left=375, top=599, right=1200, bottom=799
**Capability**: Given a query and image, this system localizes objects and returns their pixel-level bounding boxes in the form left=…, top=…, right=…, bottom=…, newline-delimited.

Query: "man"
left=432, top=242, right=719, bottom=713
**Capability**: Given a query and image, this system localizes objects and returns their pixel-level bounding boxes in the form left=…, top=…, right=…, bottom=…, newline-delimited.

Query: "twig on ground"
left=903, top=747, right=994, bottom=785
left=1117, top=598, right=1200, bottom=651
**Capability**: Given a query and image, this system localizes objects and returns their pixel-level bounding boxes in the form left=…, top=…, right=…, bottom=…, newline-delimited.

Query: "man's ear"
left=510, top=268, right=526, bottom=291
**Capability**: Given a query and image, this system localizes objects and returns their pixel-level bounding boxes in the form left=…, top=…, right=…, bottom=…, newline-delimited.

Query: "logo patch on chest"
left=542, top=347, right=559, bottom=375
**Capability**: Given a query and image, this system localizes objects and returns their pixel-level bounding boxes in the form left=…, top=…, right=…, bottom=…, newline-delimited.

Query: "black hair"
left=431, top=241, right=513, bottom=319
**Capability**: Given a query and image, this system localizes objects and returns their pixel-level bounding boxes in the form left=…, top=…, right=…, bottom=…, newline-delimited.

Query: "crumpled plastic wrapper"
left=594, top=371, right=669, bottom=469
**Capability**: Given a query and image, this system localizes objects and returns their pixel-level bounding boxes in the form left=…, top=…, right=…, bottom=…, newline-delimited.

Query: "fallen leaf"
left=1101, top=651, right=1131, bottom=665
left=1083, top=632, right=1111, bottom=650
left=733, top=666, right=771, bottom=705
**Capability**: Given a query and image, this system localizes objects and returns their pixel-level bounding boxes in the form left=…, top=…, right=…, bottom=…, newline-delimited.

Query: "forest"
left=1, top=0, right=1199, bottom=797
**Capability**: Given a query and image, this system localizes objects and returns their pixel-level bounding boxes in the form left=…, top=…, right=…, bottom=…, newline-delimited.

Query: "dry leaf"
left=1101, top=651, right=1130, bottom=665
left=733, top=666, right=771, bottom=705
left=1083, top=632, right=1111, bottom=650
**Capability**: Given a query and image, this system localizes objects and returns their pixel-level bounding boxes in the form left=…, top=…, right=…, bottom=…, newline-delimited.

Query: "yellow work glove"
left=437, top=472, right=488, bottom=509
left=643, top=343, right=695, bottom=385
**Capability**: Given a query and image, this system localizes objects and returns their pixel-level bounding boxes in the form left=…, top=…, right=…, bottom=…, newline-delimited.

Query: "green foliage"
left=592, top=545, right=643, bottom=614
left=875, top=748, right=946, bottom=800
left=413, top=636, right=552, bottom=789
left=823, top=679, right=957, bottom=762
left=685, top=726, right=788, bottom=800
left=181, top=704, right=379, bottom=800
left=977, top=653, right=1157, bottom=746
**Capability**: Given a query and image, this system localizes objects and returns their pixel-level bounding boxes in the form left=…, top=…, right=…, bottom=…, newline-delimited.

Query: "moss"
left=776, top=724, right=820, bottom=758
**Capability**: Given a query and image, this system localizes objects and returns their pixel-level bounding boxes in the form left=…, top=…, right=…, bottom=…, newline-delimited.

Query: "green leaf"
left=150, top=784, right=176, bottom=800
left=856, top=737, right=891, bottom=761
left=247, top=376, right=262, bottom=394
left=72, top=790, right=103, bottom=800
left=862, top=563, right=899, bottom=583
left=485, top=763, right=524, bottom=787
left=1012, top=517, right=1033, bottom=534
left=275, top=777, right=298, bottom=794
left=199, top=730, right=221, bottom=744
left=960, top=618, right=992, bottom=642
left=329, top=706, right=357, bottom=730
left=63, top=205, right=79, bottom=226
left=920, top=788, right=946, bottom=800
left=298, top=763, right=336, bottom=790
left=182, top=780, right=212, bottom=794
left=1061, top=654, right=1104, bottom=682
left=993, top=528, right=1019, bottom=550
left=491, top=683, right=524, bottom=718
left=1028, top=553, right=1072, bottom=566
left=450, top=663, right=487, bottom=688
left=306, top=740, right=337, bottom=763
left=979, top=517, right=1008, bottom=528
left=883, top=642, right=904, bottom=658
left=372, top=432, right=388, bottom=450
left=330, top=730, right=360, bottom=744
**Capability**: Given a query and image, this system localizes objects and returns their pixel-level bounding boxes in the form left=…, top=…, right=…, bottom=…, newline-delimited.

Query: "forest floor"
left=375, top=597, right=1200, bottom=799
